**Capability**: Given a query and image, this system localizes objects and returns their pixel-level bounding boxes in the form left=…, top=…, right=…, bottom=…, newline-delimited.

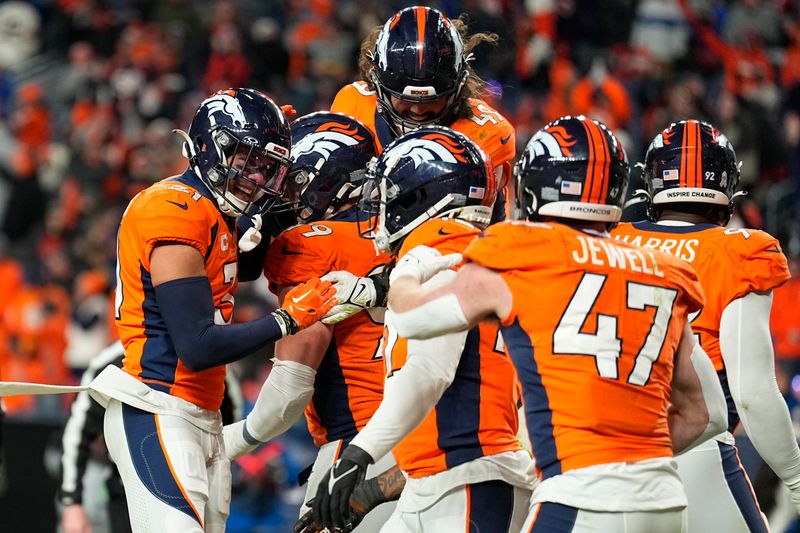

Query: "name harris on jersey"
left=614, top=234, right=699, bottom=263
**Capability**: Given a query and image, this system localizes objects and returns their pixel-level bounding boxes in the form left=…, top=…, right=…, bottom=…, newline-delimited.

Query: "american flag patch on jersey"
left=662, top=169, right=679, bottom=181
left=560, top=181, right=582, bottom=195
left=468, top=186, right=485, bottom=199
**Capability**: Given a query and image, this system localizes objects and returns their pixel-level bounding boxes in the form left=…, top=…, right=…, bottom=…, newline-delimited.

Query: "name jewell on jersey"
left=570, top=234, right=666, bottom=277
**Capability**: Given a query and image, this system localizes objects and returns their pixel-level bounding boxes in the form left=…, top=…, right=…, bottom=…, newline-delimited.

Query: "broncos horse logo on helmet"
left=360, top=126, right=495, bottom=253
left=203, top=92, right=248, bottom=128
left=272, top=112, right=376, bottom=231
left=382, top=131, right=470, bottom=169
left=515, top=115, right=629, bottom=225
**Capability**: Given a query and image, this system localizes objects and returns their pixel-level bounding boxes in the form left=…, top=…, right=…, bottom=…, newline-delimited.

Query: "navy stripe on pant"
left=529, top=502, right=578, bottom=533
left=718, top=442, right=769, bottom=533
left=467, top=480, right=515, bottom=533
left=122, top=404, right=201, bottom=525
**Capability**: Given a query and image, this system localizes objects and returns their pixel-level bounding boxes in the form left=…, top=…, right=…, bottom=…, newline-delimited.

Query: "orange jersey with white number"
left=612, top=221, right=790, bottom=433
left=464, top=221, right=704, bottom=480
left=115, top=172, right=238, bottom=411
left=330, top=82, right=515, bottom=170
left=263, top=213, right=391, bottom=446
left=384, top=218, right=521, bottom=478
left=612, top=222, right=790, bottom=371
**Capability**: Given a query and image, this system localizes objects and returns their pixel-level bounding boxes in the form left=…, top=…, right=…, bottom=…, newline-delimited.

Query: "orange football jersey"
left=330, top=82, right=515, bottom=171
left=263, top=214, right=391, bottom=446
left=384, top=218, right=521, bottom=478
left=115, top=173, right=239, bottom=411
left=612, top=222, right=790, bottom=370
left=464, top=221, right=704, bottom=480
left=612, top=221, right=791, bottom=432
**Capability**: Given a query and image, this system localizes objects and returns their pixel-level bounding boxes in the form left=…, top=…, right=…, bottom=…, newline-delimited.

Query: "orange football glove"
left=278, top=277, right=338, bottom=334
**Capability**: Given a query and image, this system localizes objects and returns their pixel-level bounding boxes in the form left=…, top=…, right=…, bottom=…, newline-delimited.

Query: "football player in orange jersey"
left=100, top=89, right=336, bottom=533
left=222, top=112, right=399, bottom=532
left=612, top=119, right=800, bottom=533
left=311, top=127, right=535, bottom=533
left=330, top=6, right=514, bottom=223
left=381, top=116, right=727, bottom=533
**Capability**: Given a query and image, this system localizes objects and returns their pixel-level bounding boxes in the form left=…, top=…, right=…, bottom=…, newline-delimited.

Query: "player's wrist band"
left=369, top=272, right=390, bottom=307
left=272, top=308, right=298, bottom=337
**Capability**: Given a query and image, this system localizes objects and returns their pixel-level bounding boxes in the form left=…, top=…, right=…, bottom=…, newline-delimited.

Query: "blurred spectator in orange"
left=771, top=256, right=800, bottom=378
left=515, top=0, right=556, bottom=82
left=11, top=83, right=49, bottom=152
left=542, top=46, right=577, bottom=123
left=1, top=281, right=69, bottom=415
left=571, top=58, right=632, bottom=130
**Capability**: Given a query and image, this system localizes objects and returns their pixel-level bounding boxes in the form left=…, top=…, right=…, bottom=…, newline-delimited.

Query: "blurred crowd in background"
left=1, top=0, right=800, bottom=530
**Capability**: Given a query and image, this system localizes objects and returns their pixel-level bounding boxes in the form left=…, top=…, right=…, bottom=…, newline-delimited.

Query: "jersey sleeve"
left=452, top=99, right=515, bottom=169
left=464, top=221, right=558, bottom=271
left=330, top=82, right=376, bottom=115
left=130, top=187, right=212, bottom=270
left=733, top=231, right=791, bottom=298
left=263, top=227, right=336, bottom=287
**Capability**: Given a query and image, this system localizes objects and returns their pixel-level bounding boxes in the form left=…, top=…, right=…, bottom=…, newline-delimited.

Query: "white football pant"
left=522, top=502, right=687, bottom=533
left=104, top=399, right=230, bottom=533
left=381, top=480, right=531, bottom=533
left=676, top=439, right=770, bottom=533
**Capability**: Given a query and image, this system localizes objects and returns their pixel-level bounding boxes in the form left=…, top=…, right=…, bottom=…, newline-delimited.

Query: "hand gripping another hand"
left=273, top=277, right=338, bottom=336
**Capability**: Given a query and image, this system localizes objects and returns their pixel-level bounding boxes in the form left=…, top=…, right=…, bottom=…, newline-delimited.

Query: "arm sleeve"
left=349, top=323, right=468, bottom=461
left=720, top=291, right=800, bottom=487
left=155, top=276, right=285, bottom=371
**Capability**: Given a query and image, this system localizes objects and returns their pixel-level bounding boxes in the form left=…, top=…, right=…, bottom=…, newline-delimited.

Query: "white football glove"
left=389, top=245, right=462, bottom=285
left=321, top=271, right=378, bottom=325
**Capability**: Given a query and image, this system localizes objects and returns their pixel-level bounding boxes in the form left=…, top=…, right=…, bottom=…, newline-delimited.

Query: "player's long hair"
left=357, top=15, right=498, bottom=120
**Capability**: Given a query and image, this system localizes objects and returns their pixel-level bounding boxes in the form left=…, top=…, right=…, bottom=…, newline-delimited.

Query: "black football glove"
left=312, top=444, right=373, bottom=531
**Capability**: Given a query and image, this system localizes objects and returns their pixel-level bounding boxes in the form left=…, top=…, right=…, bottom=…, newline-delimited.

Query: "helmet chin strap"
left=238, top=213, right=263, bottom=252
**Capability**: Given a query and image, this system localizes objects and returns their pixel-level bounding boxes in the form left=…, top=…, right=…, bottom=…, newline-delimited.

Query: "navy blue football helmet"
left=641, top=119, right=741, bottom=222
left=179, top=88, right=292, bottom=218
left=280, top=112, right=376, bottom=227
left=360, top=126, right=496, bottom=253
left=515, top=115, right=629, bottom=224
left=370, top=6, right=468, bottom=135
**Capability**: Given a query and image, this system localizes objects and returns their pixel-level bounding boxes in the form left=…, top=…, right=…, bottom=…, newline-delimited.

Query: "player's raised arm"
left=152, top=244, right=335, bottom=371
left=388, top=253, right=512, bottom=340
